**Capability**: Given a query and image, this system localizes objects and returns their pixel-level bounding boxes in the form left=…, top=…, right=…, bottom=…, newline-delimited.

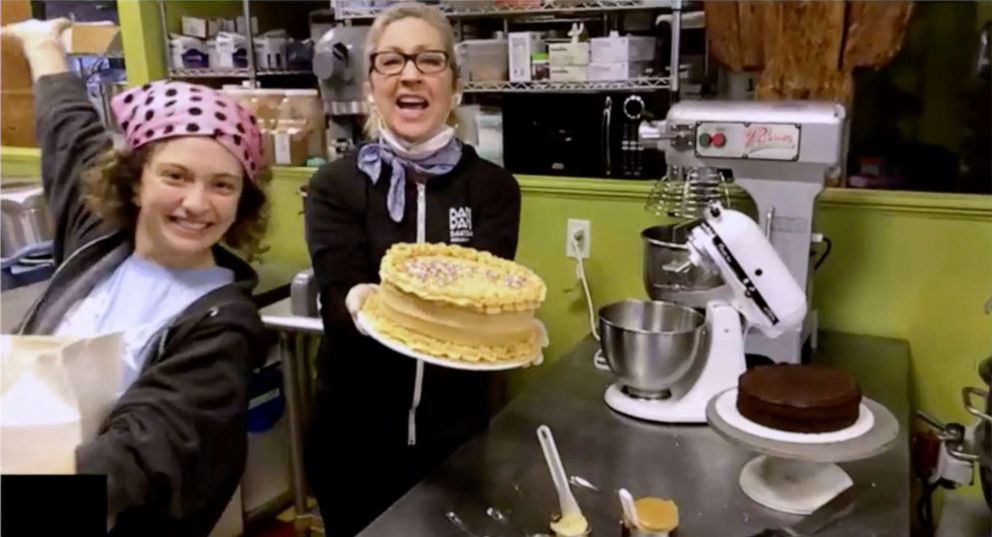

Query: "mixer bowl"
left=599, top=300, right=707, bottom=398
left=642, top=224, right=723, bottom=301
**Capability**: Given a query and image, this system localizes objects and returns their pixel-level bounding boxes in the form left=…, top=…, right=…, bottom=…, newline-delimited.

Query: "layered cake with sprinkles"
left=362, top=243, right=547, bottom=364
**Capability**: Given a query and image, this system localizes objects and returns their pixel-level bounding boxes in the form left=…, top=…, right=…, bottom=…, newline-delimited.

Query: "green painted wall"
left=117, top=0, right=168, bottom=85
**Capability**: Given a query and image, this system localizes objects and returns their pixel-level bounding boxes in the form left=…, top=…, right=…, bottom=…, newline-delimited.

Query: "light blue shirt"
left=55, top=254, right=234, bottom=396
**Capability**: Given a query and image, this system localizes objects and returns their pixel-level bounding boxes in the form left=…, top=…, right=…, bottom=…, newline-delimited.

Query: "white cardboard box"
left=236, top=16, right=259, bottom=36
left=215, top=32, right=248, bottom=69
left=590, top=35, right=656, bottom=63
left=548, top=42, right=590, bottom=66
left=254, top=35, right=288, bottom=69
left=587, top=61, right=653, bottom=81
left=508, top=32, right=545, bottom=82
left=549, top=65, right=588, bottom=82
left=181, top=16, right=208, bottom=39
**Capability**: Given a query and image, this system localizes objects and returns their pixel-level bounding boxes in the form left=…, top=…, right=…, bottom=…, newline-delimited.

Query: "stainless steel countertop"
left=359, top=332, right=911, bottom=537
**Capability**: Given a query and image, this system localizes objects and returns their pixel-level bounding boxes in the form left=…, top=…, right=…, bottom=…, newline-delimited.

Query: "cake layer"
left=373, top=284, right=538, bottom=346
left=737, top=365, right=862, bottom=433
left=364, top=292, right=541, bottom=363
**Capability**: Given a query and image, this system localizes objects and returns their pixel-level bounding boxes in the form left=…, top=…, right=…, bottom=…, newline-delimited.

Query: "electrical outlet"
left=566, top=219, right=591, bottom=259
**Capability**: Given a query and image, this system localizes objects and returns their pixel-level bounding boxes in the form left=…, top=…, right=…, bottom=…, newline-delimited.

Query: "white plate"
left=356, top=312, right=541, bottom=371
left=714, top=388, right=875, bottom=444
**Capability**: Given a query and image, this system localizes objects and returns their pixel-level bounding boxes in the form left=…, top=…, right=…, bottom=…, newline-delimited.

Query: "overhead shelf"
left=461, top=77, right=671, bottom=93
left=334, top=0, right=676, bottom=20
left=168, top=68, right=314, bottom=79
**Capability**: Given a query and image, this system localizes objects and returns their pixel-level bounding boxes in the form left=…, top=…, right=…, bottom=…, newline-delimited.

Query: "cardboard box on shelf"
left=236, top=16, right=259, bottom=36
left=590, top=34, right=656, bottom=64
left=548, top=42, right=589, bottom=67
left=549, top=65, right=588, bottom=82
left=508, top=32, right=545, bottom=82
left=181, top=16, right=208, bottom=39
left=62, top=23, right=122, bottom=55
left=587, top=61, right=653, bottom=81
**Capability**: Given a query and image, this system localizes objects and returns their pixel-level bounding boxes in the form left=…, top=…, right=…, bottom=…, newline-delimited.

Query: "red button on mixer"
left=711, top=132, right=727, bottom=148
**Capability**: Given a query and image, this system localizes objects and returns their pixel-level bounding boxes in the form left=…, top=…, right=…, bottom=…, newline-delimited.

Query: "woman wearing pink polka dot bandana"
left=3, top=19, right=270, bottom=537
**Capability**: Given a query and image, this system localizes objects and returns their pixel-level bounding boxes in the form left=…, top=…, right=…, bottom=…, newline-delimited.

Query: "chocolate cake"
left=737, top=365, right=862, bottom=433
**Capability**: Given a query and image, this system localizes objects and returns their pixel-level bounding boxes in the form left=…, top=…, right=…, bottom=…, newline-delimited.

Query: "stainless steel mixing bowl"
left=599, top=299, right=707, bottom=398
left=642, top=223, right=723, bottom=301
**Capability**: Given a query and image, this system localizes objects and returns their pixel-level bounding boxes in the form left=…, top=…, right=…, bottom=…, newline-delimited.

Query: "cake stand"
left=706, top=388, right=899, bottom=515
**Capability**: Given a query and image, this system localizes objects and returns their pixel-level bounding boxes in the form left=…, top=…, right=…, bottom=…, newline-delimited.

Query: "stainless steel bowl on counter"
left=599, top=299, right=706, bottom=398
left=642, top=223, right=723, bottom=304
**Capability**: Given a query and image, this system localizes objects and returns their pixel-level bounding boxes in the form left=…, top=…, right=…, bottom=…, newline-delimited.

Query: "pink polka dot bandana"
left=111, top=80, right=265, bottom=179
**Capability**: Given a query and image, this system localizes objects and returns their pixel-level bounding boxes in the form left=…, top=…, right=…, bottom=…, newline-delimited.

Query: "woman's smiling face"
left=367, top=16, right=456, bottom=143
left=132, top=137, right=244, bottom=267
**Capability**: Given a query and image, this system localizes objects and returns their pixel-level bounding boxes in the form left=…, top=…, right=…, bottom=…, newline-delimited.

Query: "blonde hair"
left=363, top=2, right=461, bottom=138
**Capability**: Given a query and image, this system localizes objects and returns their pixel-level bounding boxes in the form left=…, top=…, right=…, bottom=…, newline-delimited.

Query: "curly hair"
left=80, top=142, right=271, bottom=261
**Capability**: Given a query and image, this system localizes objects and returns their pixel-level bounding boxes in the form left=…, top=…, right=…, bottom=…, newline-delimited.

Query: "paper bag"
left=1, top=333, right=123, bottom=474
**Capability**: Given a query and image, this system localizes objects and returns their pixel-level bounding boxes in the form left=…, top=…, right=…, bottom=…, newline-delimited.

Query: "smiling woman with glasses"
left=303, top=3, right=523, bottom=536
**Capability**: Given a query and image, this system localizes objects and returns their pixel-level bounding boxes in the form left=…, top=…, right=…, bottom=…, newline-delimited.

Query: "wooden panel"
left=1, top=0, right=33, bottom=90
left=1, top=90, right=36, bottom=147
left=0, top=0, right=31, bottom=24
left=1, top=0, right=36, bottom=147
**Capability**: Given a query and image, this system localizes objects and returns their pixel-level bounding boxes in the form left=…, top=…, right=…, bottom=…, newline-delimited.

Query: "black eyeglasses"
left=369, top=50, right=450, bottom=75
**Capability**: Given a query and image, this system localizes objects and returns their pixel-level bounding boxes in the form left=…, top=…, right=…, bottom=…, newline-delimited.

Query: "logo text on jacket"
left=449, top=207, right=473, bottom=244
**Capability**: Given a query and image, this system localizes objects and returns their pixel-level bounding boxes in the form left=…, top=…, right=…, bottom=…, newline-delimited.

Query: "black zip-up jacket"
left=305, top=144, right=520, bottom=408
left=304, top=145, right=521, bottom=534
left=19, top=73, right=267, bottom=537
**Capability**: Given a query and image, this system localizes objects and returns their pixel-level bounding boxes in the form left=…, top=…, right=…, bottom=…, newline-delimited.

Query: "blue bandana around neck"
left=357, top=128, right=463, bottom=223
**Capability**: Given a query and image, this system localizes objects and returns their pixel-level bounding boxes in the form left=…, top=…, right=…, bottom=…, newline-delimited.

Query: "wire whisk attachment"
left=645, top=166, right=735, bottom=221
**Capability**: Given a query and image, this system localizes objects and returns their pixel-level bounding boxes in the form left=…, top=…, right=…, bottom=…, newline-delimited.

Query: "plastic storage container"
left=284, top=89, right=326, bottom=159
left=252, top=89, right=286, bottom=130
left=460, top=39, right=509, bottom=81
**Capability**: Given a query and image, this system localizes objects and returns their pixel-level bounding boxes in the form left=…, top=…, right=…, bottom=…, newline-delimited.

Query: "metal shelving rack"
left=332, top=0, right=686, bottom=95
left=169, top=67, right=314, bottom=79
left=158, top=0, right=316, bottom=86
left=462, top=77, right=670, bottom=93
left=334, top=0, right=675, bottom=20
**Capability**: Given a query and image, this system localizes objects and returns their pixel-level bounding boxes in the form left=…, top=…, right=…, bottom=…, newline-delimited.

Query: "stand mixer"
left=639, top=101, right=849, bottom=365
left=600, top=202, right=806, bottom=423
left=313, top=25, right=369, bottom=159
